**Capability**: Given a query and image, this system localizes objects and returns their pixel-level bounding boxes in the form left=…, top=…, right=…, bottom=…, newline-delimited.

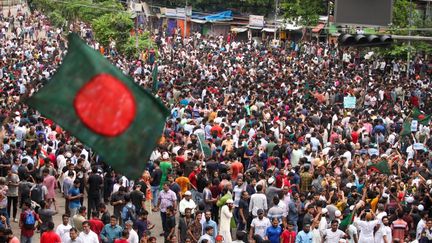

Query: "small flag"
left=26, top=33, right=169, bottom=179
left=411, top=107, right=431, bottom=126
left=367, top=160, right=391, bottom=175
left=197, top=133, right=212, bottom=158
left=152, top=64, right=158, bottom=94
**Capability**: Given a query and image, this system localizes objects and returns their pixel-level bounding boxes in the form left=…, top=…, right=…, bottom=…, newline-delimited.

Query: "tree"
left=391, top=0, right=420, bottom=34
left=123, top=32, right=158, bottom=58
left=281, top=0, right=324, bottom=26
left=92, top=12, right=134, bottom=51
left=48, top=10, right=67, bottom=28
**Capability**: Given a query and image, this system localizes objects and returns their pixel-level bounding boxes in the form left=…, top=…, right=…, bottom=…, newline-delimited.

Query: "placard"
left=343, top=96, right=356, bottom=109
left=411, top=120, right=418, bottom=132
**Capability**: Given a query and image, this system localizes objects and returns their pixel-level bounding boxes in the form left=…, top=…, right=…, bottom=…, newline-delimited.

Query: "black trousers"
left=7, top=196, right=18, bottom=219
left=87, top=196, right=100, bottom=219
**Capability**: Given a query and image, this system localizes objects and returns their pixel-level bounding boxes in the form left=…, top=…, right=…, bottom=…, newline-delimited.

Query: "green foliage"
left=374, top=41, right=432, bottom=58
left=282, top=0, right=324, bottom=26
left=123, top=32, right=158, bottom=58
left=391, top=0, right=420, bottom=35
left=48, top=10, right=67, bottom=28
left=92, top=12, right=134, bottom=50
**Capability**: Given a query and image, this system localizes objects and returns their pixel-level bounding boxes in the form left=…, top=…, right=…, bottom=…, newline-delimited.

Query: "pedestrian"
left=40, top=221, right=61, bottom=243
left=219, top=199, right=234, bottom=243
left=19, top=201, right=41, bottom=243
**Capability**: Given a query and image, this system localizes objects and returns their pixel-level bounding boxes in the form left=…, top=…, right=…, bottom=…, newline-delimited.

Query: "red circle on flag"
left=74, top=73, right=137, bottom=137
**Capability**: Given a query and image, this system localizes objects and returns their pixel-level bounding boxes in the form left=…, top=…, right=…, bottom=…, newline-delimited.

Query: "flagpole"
left=197, top=132, right=205, bottom=156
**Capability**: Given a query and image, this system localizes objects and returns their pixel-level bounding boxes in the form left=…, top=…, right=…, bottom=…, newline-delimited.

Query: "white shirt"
left=219, top=205, right=233, bottom=231
left=179, top=198, right=197, bottom=215
left=323, top=229, right=345, bottom=243
left=55, top=223, right=72, bottom=243
left=355, top=219, right=378, bottom=241
left=128, top=229, right=139, bottom=243
left=347, top=224, right=358, bottom=243
left=251, top=217, right=271, bottom=238
left=417, top=219, right=426, bottom=239
left=374, top=225, right=392, bottom=243
left=78, top=230, right=99, bottom=243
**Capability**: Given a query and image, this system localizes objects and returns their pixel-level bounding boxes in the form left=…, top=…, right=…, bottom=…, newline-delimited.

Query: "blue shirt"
left=295, top=230, right=313, bottom=243
left=101, top=224, right=123, bottom=243
left=202, top=219, right=218, bottom=239
left=266, top=225, right=282, bottom=243
left=68, top=187, right=81, bottom=209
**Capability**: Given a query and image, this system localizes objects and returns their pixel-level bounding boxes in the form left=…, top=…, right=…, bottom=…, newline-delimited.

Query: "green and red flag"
left=367, top=160, right=391, bottom=175
left=26, top=33, right=169, bottom=179
left=411, top=107, right=431, bottom=126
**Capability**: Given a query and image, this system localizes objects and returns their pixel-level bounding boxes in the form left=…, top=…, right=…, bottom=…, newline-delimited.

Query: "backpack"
left=30, top=184, right=43, bottom=204
left=125, top=205, right=136, bottom=222
left=23, top=211, right=35, bottom=229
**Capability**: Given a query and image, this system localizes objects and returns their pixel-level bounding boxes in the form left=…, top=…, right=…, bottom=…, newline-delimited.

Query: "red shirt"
left=20, top=210, right=40, bottom=237
left=230, top=162, right=243, bottom=180
left=188, top=170, right=198, bottom=188
left=281, top=229, right=296, bottom=243
left=40, top=231, right=61, bottom=243
left=114, top=239, right=129, bottom=243
left=88, top=218, right=104, bottom=240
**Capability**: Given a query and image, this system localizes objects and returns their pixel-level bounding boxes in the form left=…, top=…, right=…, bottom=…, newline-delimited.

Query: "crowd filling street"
left=1, top=2, right=432, bottom=243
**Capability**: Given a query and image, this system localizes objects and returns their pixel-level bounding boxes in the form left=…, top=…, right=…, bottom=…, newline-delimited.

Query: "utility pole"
left=407, top=0, right=412, bottom=79
left=184, top=0, right=188, bottom=39
left=274, top=0, right=279, bottom=40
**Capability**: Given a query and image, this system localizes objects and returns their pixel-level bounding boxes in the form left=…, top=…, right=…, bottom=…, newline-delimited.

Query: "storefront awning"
left=231, top=27, right=248, bottom=33
left=191, top=19, right=207, bottom=24
left=262, top=28, right=276, bottom=32
left=248, top=25, right=263, bottom=30
left=312, top=23, right=325, bottom=33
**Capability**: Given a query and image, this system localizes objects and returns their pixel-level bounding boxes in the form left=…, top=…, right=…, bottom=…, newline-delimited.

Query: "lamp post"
left=274, top=0, right=279, bottom=40
left=407, top=0, right=412, bottom=79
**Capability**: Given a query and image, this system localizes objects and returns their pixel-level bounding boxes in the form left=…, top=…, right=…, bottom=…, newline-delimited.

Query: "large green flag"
left=367, top=160, right=391, bottom=175
left=197, top=133, right=212, bottom=158
left=26, top=33, right=169, bottom=179
left=152, top=64, right=158, bottom=94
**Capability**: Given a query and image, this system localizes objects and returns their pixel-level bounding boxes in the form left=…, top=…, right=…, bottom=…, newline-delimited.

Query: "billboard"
left=334, top=0, right=393, bottom=26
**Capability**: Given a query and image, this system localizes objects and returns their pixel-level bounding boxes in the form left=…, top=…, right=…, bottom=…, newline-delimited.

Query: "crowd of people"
left=0, top=1, right=432, bottom=243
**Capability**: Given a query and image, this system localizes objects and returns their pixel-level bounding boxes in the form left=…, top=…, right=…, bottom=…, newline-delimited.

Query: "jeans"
left=151, top=186, right=159, bottom=207
left=20, top=235, right=32, bottom=243
left=7, top=196, right=18, bottom=219
left=160, top=211, right=167, bottom=232
left=0, top=207, right=9, bottom=227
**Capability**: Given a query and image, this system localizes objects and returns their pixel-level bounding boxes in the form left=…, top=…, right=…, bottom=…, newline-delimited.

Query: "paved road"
left=2, top=4, right=166, bottom=242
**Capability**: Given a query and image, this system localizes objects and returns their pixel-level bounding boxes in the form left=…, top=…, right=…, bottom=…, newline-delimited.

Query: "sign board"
left=343, top=96, right=356, bottom=109
left=249, top=15, right=264, bottom=27
left=165, top=8, right=177, bottom=17
left=186, top=6, right=192, bottom=17
left=411, top=120, right=418, bottom=132
left=176, top=8, right=185, bottom=17
left=334, top=0, right=392, bottom=26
